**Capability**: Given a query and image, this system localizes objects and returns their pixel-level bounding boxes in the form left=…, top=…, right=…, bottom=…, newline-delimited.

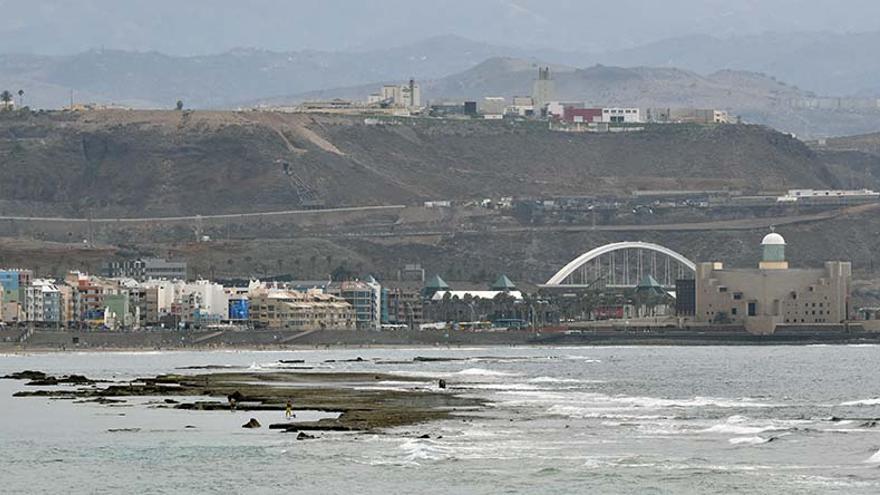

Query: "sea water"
left=2, top=346, right=880, bottom=494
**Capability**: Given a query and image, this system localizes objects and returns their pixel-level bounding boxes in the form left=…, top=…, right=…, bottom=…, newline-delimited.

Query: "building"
left=601, top=108, right=641, bottom=123
left=328, top=279, right=382, bottom=330
left=375, top=79, right=421, bottom=109
left=25, top=279, right=62, bottom=324
left=249, top=288, right=355, bottom=330
left=0, top=269, right=32, bottom=322
left=563, top=107, right=603, bottom=124
left=397, top=264, right=426, bottom=282
left=104, top=258, right=188, bottom=281
left=695, top=233, right=851, bottom=334
left=776, top=189, right=880, bottom=205
left=507, top=96, right=535, bottom=117
left=532, top=67, right=555, bottom=113
left=646, top=108, right=729, bottom=124
left=64, top=272, right=116, bottom=323
left=479, top=97, right=506, bottom=119
left=382, top=281, right=424, bottom=329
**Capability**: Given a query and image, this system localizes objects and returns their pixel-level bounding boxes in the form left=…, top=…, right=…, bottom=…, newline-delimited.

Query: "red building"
left=563, top=107, right=603, bottom=123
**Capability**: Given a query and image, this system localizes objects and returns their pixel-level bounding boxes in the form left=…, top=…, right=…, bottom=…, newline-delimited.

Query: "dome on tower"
left=761, top=233, right=786, bottom=246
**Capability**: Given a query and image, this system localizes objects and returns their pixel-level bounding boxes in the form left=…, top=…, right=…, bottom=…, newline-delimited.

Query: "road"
left=0, top=205, right=407, bottom=224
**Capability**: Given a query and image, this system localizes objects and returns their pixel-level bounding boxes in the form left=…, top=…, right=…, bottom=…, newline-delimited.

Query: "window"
left=731, top=308, right=738, bottom=316
left=748, top=302, right=757, bottom=317
left=733, top=293, right=743, bottom=300
left=719, top=287, right=728, bottom=293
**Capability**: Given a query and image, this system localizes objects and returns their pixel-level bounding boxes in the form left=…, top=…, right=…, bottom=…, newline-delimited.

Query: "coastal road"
left=0, top=205, right=407, bottom=224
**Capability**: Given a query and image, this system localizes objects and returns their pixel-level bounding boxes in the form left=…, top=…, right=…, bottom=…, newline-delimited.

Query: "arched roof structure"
left=545, top=242, right=696, bottom=286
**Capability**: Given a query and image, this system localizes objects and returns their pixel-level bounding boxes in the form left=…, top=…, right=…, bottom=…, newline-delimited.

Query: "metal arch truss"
left=545, top=242, right=697, bottom=288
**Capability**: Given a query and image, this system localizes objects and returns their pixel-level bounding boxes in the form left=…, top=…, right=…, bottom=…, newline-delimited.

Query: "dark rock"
left=64, top=375, right=92, bottom=384
left=278, top=360, right=305, bottom=364
left=414, top=357, right=464, bottom=362
left=26, top=378, right=59, bottom=386
left=861, top=420, right=879, bottom=428
left=108, top=428, right=141, bottom=433
left=418, top=434, right=431, bottom=439
left=242, top=418, right=262, bottom=429
left=438, top=379, right=447, bottom=389
left=78, top=397, right=126, bottom=405
left=296, top=432, right=316, bottom=440
left=3, top=370, right=48, bottom=381
left=164, top=399, right=179, bottom=404
left=185, top=425, right=197, bottom=429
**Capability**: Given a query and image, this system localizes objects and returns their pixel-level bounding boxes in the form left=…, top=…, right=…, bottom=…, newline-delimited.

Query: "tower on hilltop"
left=532, top=66, right=555, bottom=115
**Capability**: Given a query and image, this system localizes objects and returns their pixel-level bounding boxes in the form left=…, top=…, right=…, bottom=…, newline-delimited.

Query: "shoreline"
left=3, top=327, right=880, bottom=353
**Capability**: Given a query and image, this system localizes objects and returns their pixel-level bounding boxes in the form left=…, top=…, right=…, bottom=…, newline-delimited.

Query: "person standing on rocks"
left=285, top=399, right=295, bottom=419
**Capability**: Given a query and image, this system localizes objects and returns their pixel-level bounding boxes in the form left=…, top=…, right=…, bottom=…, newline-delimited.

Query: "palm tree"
left=0, top=90, right=13, bottom=110
left=17, top=89, right=24, bottom=108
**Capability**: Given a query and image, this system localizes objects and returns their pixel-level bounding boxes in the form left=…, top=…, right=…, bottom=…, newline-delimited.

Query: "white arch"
left=545, top=242, right=696, bottom=285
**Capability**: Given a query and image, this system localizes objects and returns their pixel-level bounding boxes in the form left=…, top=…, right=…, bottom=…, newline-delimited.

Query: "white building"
left=377, top=80, right=421, bottom=109
left=25, top=279, right=62, bottom=323
left=507, top=96, right=535, bottom=117
left=178, top=280, right=229, bottom=323
left=480, top=97, right=506, bottom=119
left=602, top=108, right=641, bottom=123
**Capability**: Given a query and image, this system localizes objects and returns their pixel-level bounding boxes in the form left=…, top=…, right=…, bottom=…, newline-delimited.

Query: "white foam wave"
left=455, top=368, right=517, bottom=377
left=729, top=436, right=772, bottom=445
left=399, top=439, right=454, bottom=463
left=866, top=449, right=880, bottom=464
left=840, top=398, right=880, bottom=406
left=563, top=356, right=602, bottom=362
left=547, top=405, right=675, bottom=420
left=528, top=376, right=589, bottom=384
left=703, top=424, right=781, bottom=435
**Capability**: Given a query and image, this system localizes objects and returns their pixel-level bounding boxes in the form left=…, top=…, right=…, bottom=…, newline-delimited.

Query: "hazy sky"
left=1, top=0, right=879, bottom=55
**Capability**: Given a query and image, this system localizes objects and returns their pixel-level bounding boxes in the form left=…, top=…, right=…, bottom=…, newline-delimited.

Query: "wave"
left=840, top=398, right=880, bottom=406
left=547, top=405, right=676, bottom=420
left=528, top=376, right=592, bottom=384
left=399, top=438, right=454, bottom=463
left=455, top=368, right=517, bottom=377
left=702, top=423, right=782, bottom=435
left=866, top=449, right=880, bottom=464
left=562, top=356, right=602, bottom=362
left=729, top=436, right=773, bottom=445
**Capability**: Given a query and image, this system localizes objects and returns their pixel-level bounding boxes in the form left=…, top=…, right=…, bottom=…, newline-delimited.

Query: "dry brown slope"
left=0, top=110, right=839, bottom=217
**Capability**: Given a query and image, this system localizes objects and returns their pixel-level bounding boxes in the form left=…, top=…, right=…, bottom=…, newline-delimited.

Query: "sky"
left=0, top=0, right=879, bottom=55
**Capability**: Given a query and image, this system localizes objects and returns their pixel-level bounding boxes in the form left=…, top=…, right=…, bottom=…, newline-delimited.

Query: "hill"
left=0, top=109, right=842, bottom=218
left=276, top=57, right=880, bottom=138
left=598, top=31, right=880, bottom=97
left=0, top=37, right=570, bottom=110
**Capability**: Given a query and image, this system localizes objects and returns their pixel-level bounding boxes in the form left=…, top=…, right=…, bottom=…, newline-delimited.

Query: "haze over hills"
left=4, top=0, right=880, bottom=55
left=0, top=36, right=581, bottom=110
left=596, top=31, right=880, bottom=97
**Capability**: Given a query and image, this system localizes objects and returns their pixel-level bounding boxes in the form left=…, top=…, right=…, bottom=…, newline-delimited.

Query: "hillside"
left=0, top=109, right=842, bottom=218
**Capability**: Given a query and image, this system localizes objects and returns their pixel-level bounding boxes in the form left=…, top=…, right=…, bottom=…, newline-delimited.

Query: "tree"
left=17, top=89, right=24, bottom=108
left=176, top=100, right=184, bottom=111
left=0, top=90, right=12, bottom=110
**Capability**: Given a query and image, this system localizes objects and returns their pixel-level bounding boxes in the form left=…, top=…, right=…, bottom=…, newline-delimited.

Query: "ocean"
left=2, top=345, right=880, bottom=494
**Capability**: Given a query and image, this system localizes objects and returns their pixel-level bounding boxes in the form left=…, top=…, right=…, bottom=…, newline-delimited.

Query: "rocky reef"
left=5, top=370, right=484, bottom=433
